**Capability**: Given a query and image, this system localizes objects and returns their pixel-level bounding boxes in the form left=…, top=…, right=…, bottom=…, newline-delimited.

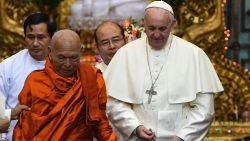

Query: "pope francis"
left=104, top=1, right=224, bottom=141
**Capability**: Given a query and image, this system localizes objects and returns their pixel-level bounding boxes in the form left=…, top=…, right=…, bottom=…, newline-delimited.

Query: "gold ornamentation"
left=0, top=0, right=39, bottom=61
left=177, top=0, right=250, bottom=121
left=205, top=121, right=250, bottom=140
left=177, top=0, right=250, bottom=122
left=0, top=28, right=25, bottom=61
left=56, top=0, right=75, bottom=29
left=181, top=0, right=216, bottom=25
left=1, top=0, right=39, bottom=36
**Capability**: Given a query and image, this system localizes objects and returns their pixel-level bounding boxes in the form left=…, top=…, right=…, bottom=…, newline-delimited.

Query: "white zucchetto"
left=145, top=1, right=174, bottom=15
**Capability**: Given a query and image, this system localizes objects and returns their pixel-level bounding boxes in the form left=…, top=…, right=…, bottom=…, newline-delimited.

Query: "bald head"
left=94, top=21, right=125, bottom=44
left=50, top=29, right=81, bottom=51
left=48, top=29, right=82, bottom=77
left=94, top=21, right=126, bottom=65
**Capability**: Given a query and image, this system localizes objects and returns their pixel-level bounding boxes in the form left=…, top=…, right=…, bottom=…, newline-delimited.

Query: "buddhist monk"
left=13, top=29, right=116, bottom=141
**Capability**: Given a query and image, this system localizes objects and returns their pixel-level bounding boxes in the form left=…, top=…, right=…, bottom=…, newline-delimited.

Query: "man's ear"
left=47, top=46, right=52, bottom=52
left=124, top=36, right=128, bottom=43
left=47, top=46, right=52, bottom=60
left=170, top=19, right=177, bottom=31
left=94, top=43, right=100, bottom=52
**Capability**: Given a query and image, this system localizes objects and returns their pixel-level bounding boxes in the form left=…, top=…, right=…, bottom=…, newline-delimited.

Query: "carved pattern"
left=0, top=29, right=25, bottom=61
left=192, top=27, right=225, bottom=55
left=56, top=0, right=75, bottom=29
left=179, top=0, right=217, bottom=27
left=1, top=0, right=39, bottom=36
left=214, top=55, right=250, bottom=121
left=177, top=0, right=250, bottom=121
left=5, top=0, right=37, bottom=25
left=0, top=0, right=39, bottom=61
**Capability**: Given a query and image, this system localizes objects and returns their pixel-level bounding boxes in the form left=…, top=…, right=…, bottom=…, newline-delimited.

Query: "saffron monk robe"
left=12, top=29, right=116, bottom=141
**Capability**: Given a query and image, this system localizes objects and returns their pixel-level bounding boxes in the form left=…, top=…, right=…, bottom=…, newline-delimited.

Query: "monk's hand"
left=171, top=136, right=184, bottom=141
left=0, top=118, right=10, bottom=133
left=136, top=125, right=155, bottom=140
left=11, top=102, right=30, bottom=120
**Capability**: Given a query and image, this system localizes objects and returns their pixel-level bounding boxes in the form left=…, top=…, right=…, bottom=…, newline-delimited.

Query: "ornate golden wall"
left=0, top=0, right=250, bottom=139
left=176, top=0, right=250, bottom=122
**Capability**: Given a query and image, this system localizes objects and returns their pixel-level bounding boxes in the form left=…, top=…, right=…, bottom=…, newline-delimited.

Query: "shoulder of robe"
left=26, top=69, right=47, bottom=81
left=79, top=61, right=100, bottom=75
left=173, top=35, right=202, bottom=51
left=122, top=36, right=145, bottom=50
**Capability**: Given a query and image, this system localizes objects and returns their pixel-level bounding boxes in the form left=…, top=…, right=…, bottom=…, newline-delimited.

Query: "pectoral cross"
left=146, top=85, right=157, bottom=104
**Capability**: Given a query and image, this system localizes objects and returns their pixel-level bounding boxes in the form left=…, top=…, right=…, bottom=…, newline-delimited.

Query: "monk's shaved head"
left=50, top=29, right=81, bottom=51
left=48, top=29, right=82, bottom=77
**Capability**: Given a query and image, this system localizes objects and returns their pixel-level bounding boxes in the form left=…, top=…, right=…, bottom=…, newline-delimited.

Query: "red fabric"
left=79, top=62, right=100, bottom=125
left=13, top=57, right=116, bottom=141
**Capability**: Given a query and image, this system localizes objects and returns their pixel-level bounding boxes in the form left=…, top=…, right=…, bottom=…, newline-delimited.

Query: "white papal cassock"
left=104, top=34, right=223, bottom=141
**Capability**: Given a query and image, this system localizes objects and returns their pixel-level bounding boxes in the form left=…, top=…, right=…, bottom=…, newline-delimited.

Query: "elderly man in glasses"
left=94, top=21, right=127, bottom=141
left=94, top=21, right=127, bottom=73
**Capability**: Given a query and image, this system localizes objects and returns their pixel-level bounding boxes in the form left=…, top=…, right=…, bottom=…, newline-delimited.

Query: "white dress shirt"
left=0, top=49, right=45, bottom=141
left=95, top=61, right=107, bottom=74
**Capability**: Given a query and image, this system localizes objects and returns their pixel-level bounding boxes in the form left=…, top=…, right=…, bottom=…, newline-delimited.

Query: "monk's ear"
left=80, top=45, right=84, bottom=52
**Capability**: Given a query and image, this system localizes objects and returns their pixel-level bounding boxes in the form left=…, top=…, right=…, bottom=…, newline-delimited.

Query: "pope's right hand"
left=11, top=102, right=30, bottom=120
left=136, top=125, right=155, bottom=140
left=0, top=118, right=10, bottom=133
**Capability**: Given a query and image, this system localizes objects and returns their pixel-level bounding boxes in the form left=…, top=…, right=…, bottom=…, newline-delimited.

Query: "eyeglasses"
left=98, top=36, right=124, bottom=47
